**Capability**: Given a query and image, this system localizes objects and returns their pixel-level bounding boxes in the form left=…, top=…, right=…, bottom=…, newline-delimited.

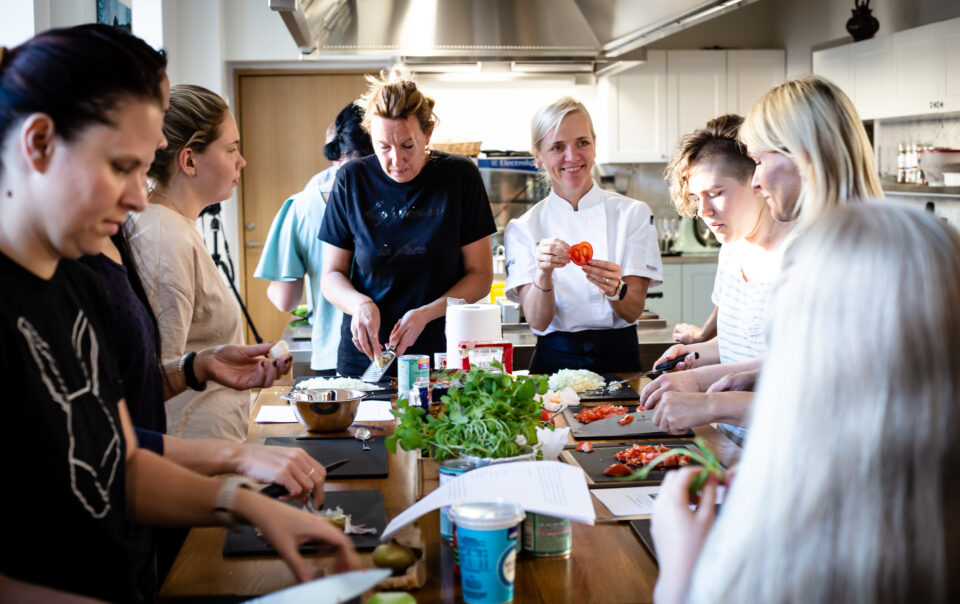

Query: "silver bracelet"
left=533, top=279, right=553, bottom=293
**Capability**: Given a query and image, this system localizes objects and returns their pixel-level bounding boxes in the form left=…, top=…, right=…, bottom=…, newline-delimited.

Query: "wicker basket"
left=429, top=141, right=482, bottom=157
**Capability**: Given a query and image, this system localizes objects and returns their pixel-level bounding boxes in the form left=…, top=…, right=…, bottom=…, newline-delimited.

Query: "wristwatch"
left=180, top=351, right=207, bottom=391
left=606, top=280, right=628, bottom=301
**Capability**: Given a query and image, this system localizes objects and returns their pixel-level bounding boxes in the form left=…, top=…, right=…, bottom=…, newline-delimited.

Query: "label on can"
left=435, top=352, right=447, bottom=370
left=522, top=512, right=572, bottom=557
left=456, top=524, right=520, bottom=604
left=439, top=460, right=475, bottom=542
left=398, top=354, right=430, bottom=399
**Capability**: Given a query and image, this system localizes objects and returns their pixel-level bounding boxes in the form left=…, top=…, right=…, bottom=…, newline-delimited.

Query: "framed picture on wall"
left=96, top=0, right=131, bottom=31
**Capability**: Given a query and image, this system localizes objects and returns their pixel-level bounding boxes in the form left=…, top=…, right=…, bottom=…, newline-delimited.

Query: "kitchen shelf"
left=881, top=181, right=960, bottom=198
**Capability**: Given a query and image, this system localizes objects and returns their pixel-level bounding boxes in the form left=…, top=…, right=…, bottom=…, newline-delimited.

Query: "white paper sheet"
left=593, top=485, right=727, bottom=518
left=353, top=400, right=396, bottom=422
left=254, top=405, right=297, bottom=423
left=593, top=486, right=661, bottom=517
left=381, top=461, right=595, bottom=540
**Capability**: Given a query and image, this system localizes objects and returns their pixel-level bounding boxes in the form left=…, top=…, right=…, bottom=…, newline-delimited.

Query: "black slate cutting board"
left=630, top=519, right=657, bottom=563
left=223, top=490, right=386, bottom=556
left=291, top=375, right=396, bottom=401
left=560, top=440, right=703, bottom=487
left=562, top=406, right=693, bottom=440
left=264, top=437, right=389, bottom=478
left=574, top=374, right=641, bottom=402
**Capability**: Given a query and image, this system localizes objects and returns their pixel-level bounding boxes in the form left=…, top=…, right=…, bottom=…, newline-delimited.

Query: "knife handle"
left=261, top=483, right=287, bottom=498
left=655, top=352, right=699, bottom=372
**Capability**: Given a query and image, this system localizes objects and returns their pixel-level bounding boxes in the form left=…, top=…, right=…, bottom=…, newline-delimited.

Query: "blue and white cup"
left=450, top=503, right=525, bottom=604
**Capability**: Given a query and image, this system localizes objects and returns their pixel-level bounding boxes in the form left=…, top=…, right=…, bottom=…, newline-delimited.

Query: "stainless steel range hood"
left=269, top=0, right=758, bottom=76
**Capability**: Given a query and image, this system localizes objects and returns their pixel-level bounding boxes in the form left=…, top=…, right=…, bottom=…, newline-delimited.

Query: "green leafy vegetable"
left=291, top=304, right=310, bottom=318
left=618, top=437, right=725, bottom=494
left=385, top=363, right=550, bottom=460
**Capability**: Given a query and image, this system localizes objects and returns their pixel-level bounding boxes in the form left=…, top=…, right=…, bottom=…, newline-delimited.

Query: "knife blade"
left=260, top=458, right=352, bottom=498
left=575, top=411, right=667, bottom=437
left=250, top=568, right=391, bottom=603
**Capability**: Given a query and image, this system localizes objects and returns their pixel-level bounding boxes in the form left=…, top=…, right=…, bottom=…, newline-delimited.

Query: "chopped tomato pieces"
left=569, top=241, right=594, bottom=266
left=617, top=414, right=634, bottom=426
left=613, top=444, right=690, bottom=469
left=602, top=463, right=633, bottom=477
left=576, top=441, right=594, bottom=453
left=574, top=404, right=626, bottom=424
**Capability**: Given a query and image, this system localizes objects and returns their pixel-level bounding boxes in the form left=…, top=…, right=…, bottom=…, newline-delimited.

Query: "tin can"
left=398, top=354, right=430, bottom=400
left=521, top=512, right=572, bottom=557
left=434, top=352, right=447, bottom=370
left=439, top=459, right=476, bottom=542
left=450, top=503, right=525, bottom=604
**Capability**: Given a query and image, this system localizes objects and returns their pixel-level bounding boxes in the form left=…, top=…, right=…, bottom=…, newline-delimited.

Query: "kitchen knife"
left=260, top=458, right=351, bottom=498
left=605, top=352, right=701, bottom=390
left=249, top=568, right=391, bottom=603
left=575, top=411, right=668, bottom=437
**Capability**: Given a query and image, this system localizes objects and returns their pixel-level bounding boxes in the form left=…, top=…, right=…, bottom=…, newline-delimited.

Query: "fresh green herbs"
left=622, top=437, right=725, bottom=494
left=385, top=365, right=549, bottom=460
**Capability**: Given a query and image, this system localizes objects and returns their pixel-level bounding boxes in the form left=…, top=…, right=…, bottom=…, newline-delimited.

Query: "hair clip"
left=0, top=46, right=7, bottom=69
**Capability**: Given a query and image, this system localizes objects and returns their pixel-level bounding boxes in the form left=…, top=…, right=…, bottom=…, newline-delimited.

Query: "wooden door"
left=236, top=72, right=370, bottom=345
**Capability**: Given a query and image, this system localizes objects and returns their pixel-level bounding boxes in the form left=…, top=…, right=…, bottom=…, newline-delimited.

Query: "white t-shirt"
left=504, top=183, right=663, bottom=336
left=127, top=204, right=250, bottom=441
left=710, top=237, right=786, bottom=442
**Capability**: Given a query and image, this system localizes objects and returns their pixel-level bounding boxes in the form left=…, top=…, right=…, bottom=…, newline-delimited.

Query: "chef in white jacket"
left=504, top=97, right=663, bottom=374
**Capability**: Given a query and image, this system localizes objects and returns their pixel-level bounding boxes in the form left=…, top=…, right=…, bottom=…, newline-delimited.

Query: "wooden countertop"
left=159, top=376, right=739, bottom=602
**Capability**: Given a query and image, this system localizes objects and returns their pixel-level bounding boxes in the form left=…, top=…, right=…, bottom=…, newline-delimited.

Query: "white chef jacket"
left=504, top=183, right=663, bottom=336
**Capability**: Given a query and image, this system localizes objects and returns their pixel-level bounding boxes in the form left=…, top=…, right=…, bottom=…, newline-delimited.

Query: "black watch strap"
left=617, top=280, right=629, bottom=300
left=181, top=351, right=207, bottom=391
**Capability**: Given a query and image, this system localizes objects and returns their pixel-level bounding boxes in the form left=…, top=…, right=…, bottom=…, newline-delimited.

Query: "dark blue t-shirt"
left=319, top=151, right=497, bottom=376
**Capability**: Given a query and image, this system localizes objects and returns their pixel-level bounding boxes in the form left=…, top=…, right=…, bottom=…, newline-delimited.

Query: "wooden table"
left=159, top=377, right=740, bottom=603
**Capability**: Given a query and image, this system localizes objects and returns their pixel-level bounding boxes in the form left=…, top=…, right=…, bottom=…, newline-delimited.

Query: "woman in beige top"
left=128, top=84, right=281, bottom=440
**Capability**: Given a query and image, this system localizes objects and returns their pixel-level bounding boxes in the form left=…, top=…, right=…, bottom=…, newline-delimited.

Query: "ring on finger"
left=307, top=467, right=315, bottom=477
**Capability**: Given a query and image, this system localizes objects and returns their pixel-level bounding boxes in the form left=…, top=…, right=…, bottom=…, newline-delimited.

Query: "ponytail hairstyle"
left=323, top=101, right=374, bottom=162
left=0, top=24, right=167, bottom=181
left=148, top=84, right=228, bottom=188
left=665, top=114, right=756, bottom=217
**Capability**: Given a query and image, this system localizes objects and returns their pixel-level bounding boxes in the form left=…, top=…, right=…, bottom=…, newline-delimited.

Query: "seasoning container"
left=450, top=503, right=525, bottom=604
left=398, top=354, right=430, bottom=400
left=438, top=459, right=476, bottom=542
left=522, top=512, right=572, bottom=557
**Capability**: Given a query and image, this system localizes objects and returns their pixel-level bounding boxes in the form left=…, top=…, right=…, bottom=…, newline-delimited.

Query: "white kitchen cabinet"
left=666, top=51, right=728, bottom=156
left=811, top=45, right=852, bottom=99
left=891, top=21, right=945, bottom=116
left=726, top=50, right=786, bottom=117
left=645, top=262, right=717, bottom=325
left=944, top=22, right=960, bottom=112
left=600, top=49, right=784, bottom=163
left=600, top=50, right=668, bottom=162
left=849, top=36, right=892, bottom=120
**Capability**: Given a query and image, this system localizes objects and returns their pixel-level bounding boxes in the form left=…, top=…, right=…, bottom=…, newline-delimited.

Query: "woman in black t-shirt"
left=319, top=73, right=497, bottom=377
left=0, top=25, right=357, bottom=602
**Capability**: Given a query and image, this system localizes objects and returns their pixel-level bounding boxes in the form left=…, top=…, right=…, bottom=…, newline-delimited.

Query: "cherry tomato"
left=569, top=241, right=593, bottom=266
left=617, top=414, right=635, bottom=426
left=577, top=441, right=594, bottom=453
left=540, top=409, right=555, bottom=425
left=602, top=463, right=633, bottom=477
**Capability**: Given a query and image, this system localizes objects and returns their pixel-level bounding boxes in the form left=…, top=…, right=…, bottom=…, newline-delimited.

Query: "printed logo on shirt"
left=18, top=313, right=122, bottom=519
left=366, top=200, right=445, bottom=226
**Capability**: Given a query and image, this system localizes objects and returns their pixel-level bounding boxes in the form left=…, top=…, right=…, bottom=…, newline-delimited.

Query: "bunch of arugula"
left=385, top=365, right=549, bottom=461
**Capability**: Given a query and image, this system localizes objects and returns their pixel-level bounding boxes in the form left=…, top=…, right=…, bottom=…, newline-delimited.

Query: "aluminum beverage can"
left=439, top=459, right=476, bottom=542
left=397, top=354, right=430, bottom=400
left=450, top=503, right=525, bottom=604
left=521, top=512, right=572, bottom=557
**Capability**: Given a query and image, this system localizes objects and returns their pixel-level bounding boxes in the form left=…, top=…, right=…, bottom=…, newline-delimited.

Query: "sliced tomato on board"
left=602, top=463, right=633, bottom=477
left=577, top=441, right=594, bottom=453
left=617, top=414, right=635, bottom=426
left=569, top=241, right=593, bottom=266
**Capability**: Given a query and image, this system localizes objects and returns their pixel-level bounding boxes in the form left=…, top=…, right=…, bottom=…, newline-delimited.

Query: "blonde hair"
left=665, top=114, right=756, bottom=217
left=530, top=96, right=596, bottom=155
left=740, top=75, right=882, bottom=224
left=148, top=84, right=228, bottom=187
left=358, top=69, right=436, bottom=135
left=687, top=201, right=960, bottom=603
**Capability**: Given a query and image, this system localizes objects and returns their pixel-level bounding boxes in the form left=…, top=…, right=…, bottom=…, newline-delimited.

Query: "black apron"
left=528, top=326, right=642, bottom=375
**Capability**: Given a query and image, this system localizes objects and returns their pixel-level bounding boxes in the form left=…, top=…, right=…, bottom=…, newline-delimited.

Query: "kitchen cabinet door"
left=645, top=264, right=682, bottom=323
left=680, top=262, right=717, bottom=326
left=666, top=51, right=727, bottom=157
left=726, top=50, right=785, bottom=117
left=600, top=51, right=668, bottom=163
left=943, top=19, right=960, bottom=113
left=812, top=45, right=852, bottom=100
left=849, top=36, right=893, bottom=120
left=891, top=21, right=945, bottom=116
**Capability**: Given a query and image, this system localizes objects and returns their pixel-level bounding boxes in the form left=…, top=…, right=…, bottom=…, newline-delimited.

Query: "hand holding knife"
left=259, top=458, right=351, bottom=500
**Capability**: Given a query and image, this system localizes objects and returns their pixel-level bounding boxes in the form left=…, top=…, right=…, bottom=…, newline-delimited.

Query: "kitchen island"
left=159, top=376, right=739, bottom=602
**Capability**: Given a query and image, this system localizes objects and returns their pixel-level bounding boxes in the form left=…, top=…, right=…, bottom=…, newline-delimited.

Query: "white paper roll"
left=445, top=303, right=502, bottom=371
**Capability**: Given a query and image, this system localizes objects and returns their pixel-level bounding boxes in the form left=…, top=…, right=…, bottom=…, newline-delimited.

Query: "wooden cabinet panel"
left=602, top=51, right=668, bottom=162
left=726, top=50, right=785, bottom=117
left=666, top=51, right=727, bottom=156
left=646, top=264, right=682, bottom=323
left=891, top=21, right=945, bottom=116
left=681, top=263, right=717, bottom=325
left=849, top=36, right=892, bottom=120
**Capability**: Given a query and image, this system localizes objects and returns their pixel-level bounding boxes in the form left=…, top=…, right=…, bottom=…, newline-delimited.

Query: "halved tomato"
left=569, top=241, right=593, bottom=266
left=602, top=463, right=633, bottom=477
